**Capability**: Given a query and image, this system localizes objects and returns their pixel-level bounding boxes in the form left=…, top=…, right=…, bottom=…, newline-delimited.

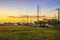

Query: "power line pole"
left=53, top=14, right=56, bottom=19
left=37, top=5, right=40, bottom=22
left=26, top=15, right=28, bottom=24
left=57, top=9, right=60, bottom=21
left=27, top=15, right=28, bottom=24
left=57, top=9, right=60, bottom=27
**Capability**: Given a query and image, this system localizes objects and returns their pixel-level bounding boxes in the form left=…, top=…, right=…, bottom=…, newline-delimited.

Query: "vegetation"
left=0, top=26, right=60, bottom=40
left=36, top=19, right=60, bottom=28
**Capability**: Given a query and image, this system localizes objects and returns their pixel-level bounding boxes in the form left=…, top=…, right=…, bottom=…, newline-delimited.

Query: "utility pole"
left=26, top=15, right=28, bottom=24
left=37, top=5, right=40, bottom=22
left=57, top=9, right=60, bottom=27
left=54, top=14, right=56, bottom=19
left=57, top=9, right=60, bottom=21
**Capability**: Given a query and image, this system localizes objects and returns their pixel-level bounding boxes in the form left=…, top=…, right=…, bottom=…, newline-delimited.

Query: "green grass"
left=0, top=26, right=60, bottom=40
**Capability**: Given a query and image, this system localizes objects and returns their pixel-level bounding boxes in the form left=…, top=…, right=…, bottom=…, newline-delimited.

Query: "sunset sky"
left=0, top=0, right=60, bottom=23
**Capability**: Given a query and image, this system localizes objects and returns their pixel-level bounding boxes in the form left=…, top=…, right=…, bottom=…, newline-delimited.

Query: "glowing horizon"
left=0, top=0, right=60, bottom=22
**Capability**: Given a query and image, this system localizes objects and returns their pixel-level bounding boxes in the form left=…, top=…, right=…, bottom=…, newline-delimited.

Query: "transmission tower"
left=57, top=9, right=60, bottom=21
left=37, top=5, right=40, bottom=22
left=57, top=8, right=60, bottom=27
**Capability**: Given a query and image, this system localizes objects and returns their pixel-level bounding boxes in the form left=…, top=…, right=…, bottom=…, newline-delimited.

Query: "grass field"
left=0, top=26, right=60, bottom=40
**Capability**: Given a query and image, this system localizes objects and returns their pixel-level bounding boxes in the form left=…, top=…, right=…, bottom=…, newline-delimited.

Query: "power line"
left=42, top=0, right=58, bottom=11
